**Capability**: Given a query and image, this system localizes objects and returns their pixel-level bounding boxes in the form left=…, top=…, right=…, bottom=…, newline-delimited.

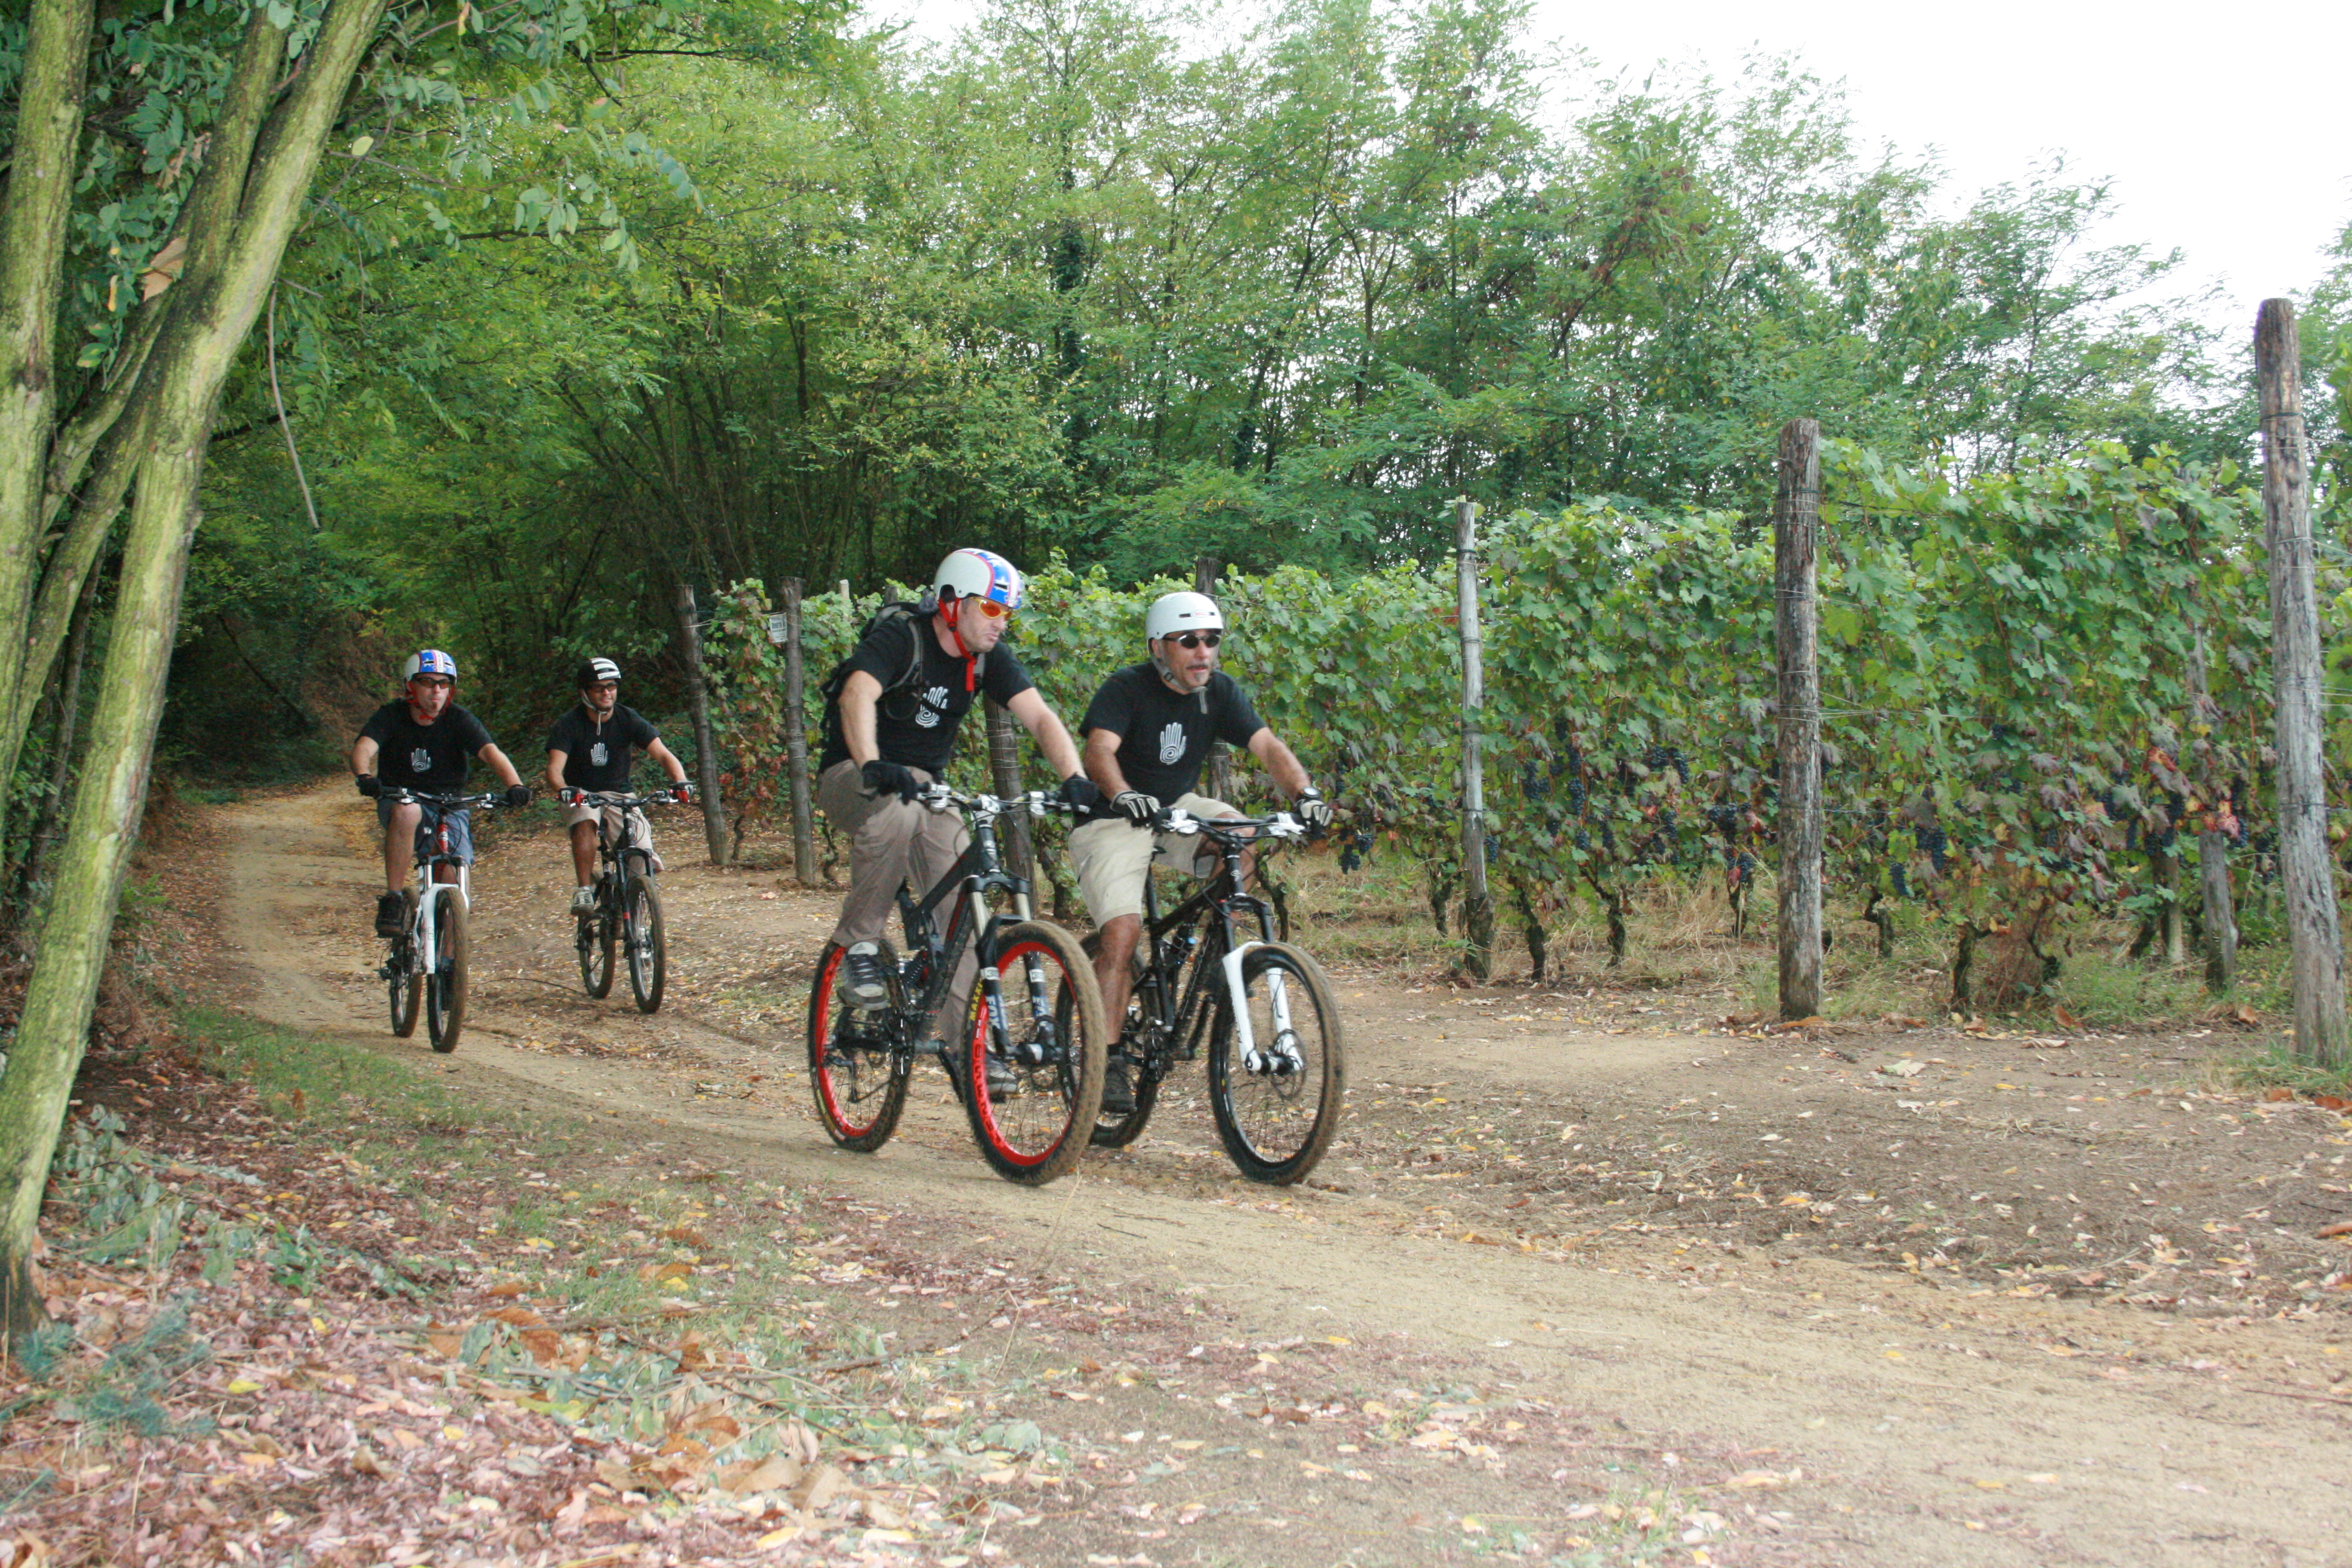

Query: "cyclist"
left=546, top=657, right=691, bottom=915
left=351, top=650, right=531, bottom=937
left=815, top=549, right=1100, bottom=1059
left=1068, top=591, right=1333, bottom=1112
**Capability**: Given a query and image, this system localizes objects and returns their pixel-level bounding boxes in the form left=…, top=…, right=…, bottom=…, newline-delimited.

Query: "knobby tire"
left=1206, top=941, right=1343, bottom=1184
left=964, top=921, right=1105, bottom=1186
left=388, top=891, right=421, bottom=1037
left=425, top=889, right=470, bottom=1054
left=626, top=874, right=666, bottom=1013
left=1071, top=930, right=1161, bottom=1148
left=807, top=939, right=909, bottom=1152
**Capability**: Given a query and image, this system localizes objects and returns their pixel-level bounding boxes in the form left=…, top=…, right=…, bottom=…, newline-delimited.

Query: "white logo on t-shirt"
left=1158, top=721, right=1186, bottom=765
left=590, top=741, right=609, bottom=766
left=915, top=684, right=950, bottom=728
left=410, top=746, right=433, bottom=773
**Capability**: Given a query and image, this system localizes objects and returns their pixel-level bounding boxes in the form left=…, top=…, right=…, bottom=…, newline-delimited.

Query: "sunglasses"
left=411, top=676, right=454, bottom=690
left=970, top=598, right=1011, bottom=619
left=1167, top=631, right=1221, bottom=649
left=584, top=681, right=619, bottom=694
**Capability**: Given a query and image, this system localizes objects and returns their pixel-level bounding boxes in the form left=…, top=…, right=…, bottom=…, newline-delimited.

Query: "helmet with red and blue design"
left=930, top=548, right=1024, bottom=613
left=402, top=648, right=458, bottom=684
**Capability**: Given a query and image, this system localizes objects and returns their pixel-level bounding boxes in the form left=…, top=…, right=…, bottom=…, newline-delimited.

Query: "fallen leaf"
left=2318, top=1221, right=2352, bottom=1240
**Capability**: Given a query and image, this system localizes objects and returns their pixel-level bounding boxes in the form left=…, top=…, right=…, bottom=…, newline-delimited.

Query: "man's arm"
left=1004, top=687, right=1086, bottom=780
left=1082, top=727, right=1134, bottom=796
left=838, top=670, right=883, bottom=765
left=545, top=748, right=570, bottom=792
left=646, top=737, right=688, bottom=784
left=1244, top=727, right=1313, bottom=798
left=477, top=743, right=525, bottom=790
left=351, top=735, right=379, bottom=778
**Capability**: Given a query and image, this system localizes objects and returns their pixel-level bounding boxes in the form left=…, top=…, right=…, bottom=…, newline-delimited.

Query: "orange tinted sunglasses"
left=972, top=598, right=1012, bottom=619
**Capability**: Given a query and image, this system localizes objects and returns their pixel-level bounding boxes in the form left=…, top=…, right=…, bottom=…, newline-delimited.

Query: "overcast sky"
left=878, top=0, right=2352, bottom=342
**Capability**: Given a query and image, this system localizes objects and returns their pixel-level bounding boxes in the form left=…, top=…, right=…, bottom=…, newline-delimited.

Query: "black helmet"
left=577, top=657, right=622, bottom=688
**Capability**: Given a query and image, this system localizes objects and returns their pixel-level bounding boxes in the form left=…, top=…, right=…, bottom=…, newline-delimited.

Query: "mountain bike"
left=561, top=784, right=685, bottom=1013
left=806, top=786, right=1106, bottom=1186
left=1060, top=808, right=1344, bottom=1184
left=380, top=788, right=503, bottom=1054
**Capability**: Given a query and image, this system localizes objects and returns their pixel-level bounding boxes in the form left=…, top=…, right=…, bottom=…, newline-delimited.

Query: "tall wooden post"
left=780, top=579, right=817, bottom=886
left=2255, top=299, right=2347, bottom=1067
left=676, top=583, right=728, bottom=866
left=1454, top=498, right=1495, bottom=979
left=1195, top=555, right=1234, bottom=803
left=1774, top=419, right=1824, bottom=1019
left=985, top=698, right=1034, bottom=881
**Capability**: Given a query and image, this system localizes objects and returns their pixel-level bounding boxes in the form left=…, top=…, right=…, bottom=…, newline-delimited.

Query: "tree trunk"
left=0, top=0, right=97, bottom=875
left=2255, top=299, right=2348, bottom=1068
left=676, top=583, right=728, bottom=866
left=1454, top=500, right=1494, bottom=979
left=1774, top=419, right=1824, bottom=1018
left=18, top=564, right=102, bottom=905
left=1194, top=557, right=1233, bottom=802
left=985, top=698, right=1033, bottom=883
left=0, top=0, right=388, bottom=1347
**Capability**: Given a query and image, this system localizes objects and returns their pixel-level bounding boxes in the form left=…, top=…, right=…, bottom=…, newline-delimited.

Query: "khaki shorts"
left=567, top=802, right=661, bottom=870
left=1068, top=792, right=1232, bottom=923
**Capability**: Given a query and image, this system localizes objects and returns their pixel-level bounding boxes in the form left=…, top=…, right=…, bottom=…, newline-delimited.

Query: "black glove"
left=504, top=783, right=533, bottom=809
left=1112, top=788, right=1158, bottom=825
left=355, top=774, right=380, bottom=798
left=861, top=759, right=922, bottom=802
left=1059, top=775, right=1104, bottom=813
left=1295, top=788, right=1334, bottom=835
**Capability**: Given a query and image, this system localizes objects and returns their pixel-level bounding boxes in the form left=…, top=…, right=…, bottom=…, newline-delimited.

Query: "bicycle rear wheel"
left=807, top=939, right=909, bottom=1151
left=425, top=889, right=469, bottom=1054
left=965, top=921, right=1104, bottom=1186
left=625, top=874, right=665, bottom=1013
left=1067, top=932, right=1160, bottom=1148
left=1206, top=941, right=1343, bottom=1184
left=578, top=880, right=615, bottom=999
left=388, top=892, right=421, bottom=1036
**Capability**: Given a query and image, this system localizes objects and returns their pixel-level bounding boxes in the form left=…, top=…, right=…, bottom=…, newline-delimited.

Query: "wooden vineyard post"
left=677, top=583, right=729, bottom=866
left=780, top=578, right=817, bottom=886
left=1196, top=555, right=1234, bottom=803
left=1454, top=498, right=1495, bottom=979
left=2255, top=299, right=2348, bottom=1067
left=985, top=698, right=1034, bottom=883
left=1774, top=419, right=1824, bottom=1019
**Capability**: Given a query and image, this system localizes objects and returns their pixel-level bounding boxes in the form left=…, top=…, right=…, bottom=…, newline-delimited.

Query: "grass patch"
left=2223, top=1044, right=2352, bottom=1098
left=181, top=1004, right=498, bottom=1134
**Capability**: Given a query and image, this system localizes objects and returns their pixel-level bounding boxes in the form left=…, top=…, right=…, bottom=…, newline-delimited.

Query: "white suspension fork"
left=1221, top=941, right=1298, bottom=1073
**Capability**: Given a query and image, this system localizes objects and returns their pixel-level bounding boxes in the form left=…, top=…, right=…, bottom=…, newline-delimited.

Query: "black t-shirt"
left=1079, top=664, right=1264, bottom=803
left=547, top=703, right=661, bottom=791
left=818, top=614, right=1035, bottom=776
left=361, top=702, right=496, bottom=795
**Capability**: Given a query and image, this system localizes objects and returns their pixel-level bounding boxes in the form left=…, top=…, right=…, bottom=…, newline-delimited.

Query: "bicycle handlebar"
left=916, top=783, right=1089, bottom=820
left=1154, top=807, right=1309, bottom=842
left=382, top=787, right=506, bottom=811
left=559, top=785, right=689, bottom=809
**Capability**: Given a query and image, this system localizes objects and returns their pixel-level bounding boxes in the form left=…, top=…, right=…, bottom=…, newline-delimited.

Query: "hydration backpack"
left=817, top=601, right=985, bottom=728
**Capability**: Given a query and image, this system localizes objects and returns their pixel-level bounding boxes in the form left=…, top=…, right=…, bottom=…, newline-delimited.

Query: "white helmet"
left=932, top=548, right=1024, bottom=612
left=1145, top=591, right=1223, bottom=643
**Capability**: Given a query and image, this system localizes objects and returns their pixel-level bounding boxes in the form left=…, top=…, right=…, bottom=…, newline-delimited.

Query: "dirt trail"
left=214, top=781, right=2351, bottom=1567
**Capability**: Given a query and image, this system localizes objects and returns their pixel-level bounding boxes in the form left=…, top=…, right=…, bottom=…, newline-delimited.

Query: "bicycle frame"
left=894, top=795, right=1038, bottom=1055
left=1138, top=814, right=1299, bottom=1070
left=408, top=808, right=472, bottom=975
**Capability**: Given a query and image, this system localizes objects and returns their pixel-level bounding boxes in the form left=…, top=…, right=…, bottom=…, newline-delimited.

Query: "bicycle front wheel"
left=425, top=890, right=469, bottom=1054
left=1207, top=941, right=1343, bottom=1185
left=965, top=921, right=1104, bottom=1186
left=807, top=940, right=909, bottom=1152
left=625, top=876, right=666, bottom=1013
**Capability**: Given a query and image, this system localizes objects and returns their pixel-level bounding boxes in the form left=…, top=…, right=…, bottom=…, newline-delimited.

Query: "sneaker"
left=1100, top=1052, right=1136, bottom=1116
left=842, top=942, right=889, bottom=1011
left=374, top=890, right=407, bottom=938
left=933, top=1036, right=1018, bottom=1102
left=985, top=1053, right=1019, bottom=1100
left=569, top=886, right=598, bottom=917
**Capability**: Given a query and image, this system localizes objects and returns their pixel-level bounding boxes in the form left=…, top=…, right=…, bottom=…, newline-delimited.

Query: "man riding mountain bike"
left=545, top=657, right=691, bottom=914
left=350, top=650, right=531, bottom=937
left=814, top=549, right=1101, bottom=1072
left=1067, top=592, right=1333, bottom=1113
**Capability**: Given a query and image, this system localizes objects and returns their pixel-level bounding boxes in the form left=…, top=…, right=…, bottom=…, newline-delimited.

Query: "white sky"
left=877, top=0, right=2352, bottom=342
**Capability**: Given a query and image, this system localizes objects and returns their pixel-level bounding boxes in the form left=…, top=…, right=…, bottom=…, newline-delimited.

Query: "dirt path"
left=212, top=781, right=2352, bottom=1566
